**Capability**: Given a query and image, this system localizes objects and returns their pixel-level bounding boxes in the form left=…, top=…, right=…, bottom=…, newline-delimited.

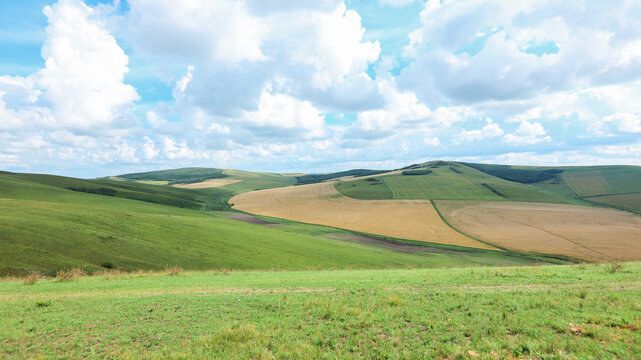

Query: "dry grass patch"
left=56, top=268, right=87, bottom=281
left=22, top=271, right=41, bottom=285
left=164, top=265, right=184, bottom=276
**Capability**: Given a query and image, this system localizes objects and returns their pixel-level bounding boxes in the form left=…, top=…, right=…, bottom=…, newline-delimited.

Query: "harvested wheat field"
left=172, top=178, right=240, bottom=189
left=231, top=182, right=496, bottom=250
left=435, top=200, right=641, bottom=261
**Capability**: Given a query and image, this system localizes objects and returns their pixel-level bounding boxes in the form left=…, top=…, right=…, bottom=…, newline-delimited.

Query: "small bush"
left=578, top=289, right=588, bottom=299
left=23, top=271, right=41, bottom=285
left=35, top=300, right=52, bottom=308
left=56, top=268, right=86, bottom=281
left=606, top=262, right=623, bottom=273
left=402, top=169, right=432, bottom=176
left=101, top=262, right=115, bottom=269
left=164, top=265, right=183, bottom=276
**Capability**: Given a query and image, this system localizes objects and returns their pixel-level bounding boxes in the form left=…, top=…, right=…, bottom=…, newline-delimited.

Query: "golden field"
left=231, top=182, right=496, bottom=250
left=435, top=200, right=641, bottom=261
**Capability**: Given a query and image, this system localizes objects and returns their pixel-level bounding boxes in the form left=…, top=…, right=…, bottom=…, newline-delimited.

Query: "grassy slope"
left=1, top=171, right=212, bottom=210
left=1, top=263, right=639, bottom=359
left=334, top=178, right=393, bottom=199
left=337, top=164, right=578, bottom=204
left=1, top=173, right=544, bottom=276
left=560, top=165, right=641, bottom=197
left=117, top=167, right=226, bottom=185
left=114, top=168, right=298, bottom=210
left=585, top=193, right=641, bottom=214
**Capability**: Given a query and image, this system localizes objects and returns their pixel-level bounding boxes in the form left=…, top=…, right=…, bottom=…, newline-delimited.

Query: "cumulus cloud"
left=455, top=118, right=503, bottom=144
left=38, top=0, right=138, bottom=132
left=502, top=121, right=551, bottom=145
left=121, top=1, right=381, bottom=118
left=399, top=0, right=641, bottom=105
left=0, top=0, right=140, bottom=173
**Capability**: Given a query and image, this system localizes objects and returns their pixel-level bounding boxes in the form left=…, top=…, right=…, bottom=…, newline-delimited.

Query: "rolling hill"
left=0, top=170, right=550, bottom=276
left=231, top=161, right=641, bottom=261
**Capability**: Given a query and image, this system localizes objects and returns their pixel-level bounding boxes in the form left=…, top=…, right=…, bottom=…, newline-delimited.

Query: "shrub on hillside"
left=402, top=169, right=432, bottom=176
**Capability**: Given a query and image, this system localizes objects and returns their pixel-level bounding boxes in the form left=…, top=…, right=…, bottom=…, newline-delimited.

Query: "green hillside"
left=585, top=193, right=641, bottom=214
left=560, top=166, right=641, bottom=197
left=111, top=168, right=298, bottom=210
left=116, top=167, right=226, bottom=185
left=336, top=162, right=580, bottom=204
left=0, top=172, right=548, bottom=276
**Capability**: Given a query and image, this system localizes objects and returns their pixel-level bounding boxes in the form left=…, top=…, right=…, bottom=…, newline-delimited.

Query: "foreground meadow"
left=1, top=263, right=640, bottom=359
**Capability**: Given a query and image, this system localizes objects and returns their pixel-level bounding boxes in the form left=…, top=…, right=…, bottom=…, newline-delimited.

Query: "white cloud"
left=455, top=118, right=503, bottom=144
left=603, top=113, right=641, bottom=133
left=424, top=136, right=440, bottom=146
left=125, top=0, right=265, bottom=64
left=502, top=120, right=551, bottom=145
left=122, top=1, right=381, bottom=117
left=240, top=89, right=326, bottom=140
left=38, top=0, right=138, bottom=131
left=379, top=0, right=416, bottom=7
left=400, top=0, right=641, bottom=105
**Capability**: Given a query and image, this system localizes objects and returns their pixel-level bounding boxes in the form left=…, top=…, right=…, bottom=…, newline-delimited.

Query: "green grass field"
left=1, top=263, right=639, bottom=359
left=1, top=171, right=550, bottom=276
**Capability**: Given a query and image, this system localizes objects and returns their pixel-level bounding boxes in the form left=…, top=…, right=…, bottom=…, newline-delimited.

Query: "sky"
left=1, top=0, right=641, bottom=178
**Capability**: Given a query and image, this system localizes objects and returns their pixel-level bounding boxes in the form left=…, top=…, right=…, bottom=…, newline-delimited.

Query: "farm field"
left=586, top=193, right=641, bottom=214
left=231, top=182, right=495, bottom=250
left=434, top=200, right=641, bottom=261
left=1, top=263, right=640, bottom=359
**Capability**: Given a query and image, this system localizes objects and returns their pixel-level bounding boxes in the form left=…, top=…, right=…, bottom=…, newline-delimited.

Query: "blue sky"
left=1, top=0, right=641, bottom=178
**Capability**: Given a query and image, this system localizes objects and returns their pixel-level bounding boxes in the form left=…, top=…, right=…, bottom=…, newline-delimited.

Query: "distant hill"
left=333, top=161, right=641, bottom=213
left=115, top=167, right=227, bottom=185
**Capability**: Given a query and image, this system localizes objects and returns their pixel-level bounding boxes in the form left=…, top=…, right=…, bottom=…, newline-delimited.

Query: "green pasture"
left=1, top=263, right=639, bottom=359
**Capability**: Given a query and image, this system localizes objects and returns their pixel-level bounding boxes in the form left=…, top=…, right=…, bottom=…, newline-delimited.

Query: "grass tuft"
left=213, top=324, right=259, bottom=343
left=22, top=271, right=41, bottom=285
left=387, top=294, right=404, bottom=306
left=164, top=265, right=184, bottom=276
left=606, top=261, right=624, bottom=273
left=55, top=268, right=86, bottom=282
